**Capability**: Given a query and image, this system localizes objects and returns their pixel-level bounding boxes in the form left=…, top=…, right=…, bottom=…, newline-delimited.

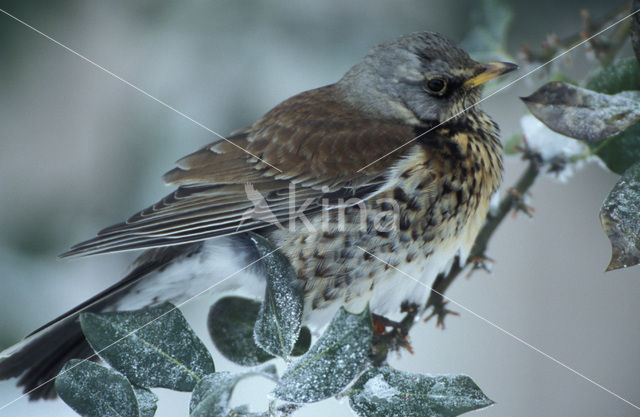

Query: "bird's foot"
left=369, top=307, right=418, bottom=365
left=466, top=255, right=494, bottom=276
left=423, top=300, right=459, bottom=329
left=508, top=187, right=535, bottom=218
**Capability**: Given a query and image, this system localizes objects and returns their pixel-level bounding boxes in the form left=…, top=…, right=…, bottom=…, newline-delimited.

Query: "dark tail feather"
left=0, top=242, right=207, bottom=400
left=0, top=316, right=94, bottom=400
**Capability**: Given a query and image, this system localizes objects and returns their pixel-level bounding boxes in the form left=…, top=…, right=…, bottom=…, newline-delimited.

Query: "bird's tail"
left=0, top=315, right=93, bottom=400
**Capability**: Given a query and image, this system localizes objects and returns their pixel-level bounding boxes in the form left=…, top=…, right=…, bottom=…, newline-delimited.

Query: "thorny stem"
left=520, top=2, right=632, bottom=66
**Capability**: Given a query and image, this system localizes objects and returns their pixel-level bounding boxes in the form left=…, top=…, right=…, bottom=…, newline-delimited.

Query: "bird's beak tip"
left=464, top=61, right=518, bottom=87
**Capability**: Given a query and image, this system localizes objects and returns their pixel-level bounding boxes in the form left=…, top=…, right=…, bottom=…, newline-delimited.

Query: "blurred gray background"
left=1, top=1, right=638, bottom=416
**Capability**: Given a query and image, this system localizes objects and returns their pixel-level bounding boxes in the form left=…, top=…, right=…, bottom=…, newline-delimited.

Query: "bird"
left=0, top=31, right=516, bottom=400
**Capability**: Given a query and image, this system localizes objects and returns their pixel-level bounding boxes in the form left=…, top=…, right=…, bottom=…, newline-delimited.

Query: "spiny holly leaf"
left=589, top=122, right=640, bottom=174
left=587, top=57, right=640, bottom=95
left=274, top=306, right=372, bottom=403
left=55, top=359, right=139, bottom=417
left=209, top=297, right=275, bottom=366
left=349, top=367, right=493, bottom=417
left=600, top=161, right=640, bottom=271
left=208, top=297, right=312, bottom=366
left=80, top=303, right=214, bottom=391
left=291, top=326, right=312, bottom=356
left=189, top=372, right=240, bottom=417
left=250, top=233, right=303, bottom=358
left=133, top=387, right=157, bottom=417
left=190, top=365, right=278, bottom=417
left=521, top=82, right=640, bottom=142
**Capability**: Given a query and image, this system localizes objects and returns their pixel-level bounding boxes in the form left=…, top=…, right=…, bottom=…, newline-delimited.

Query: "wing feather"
left=61, top=85, right=419, bottom=257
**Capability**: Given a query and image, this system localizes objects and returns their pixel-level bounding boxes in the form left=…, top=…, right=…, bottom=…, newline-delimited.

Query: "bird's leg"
left=466, top=255, right=494, bottom=276
left=422, top=300, right=460, bottom=329
left=369, top=303, right=419, bottom=365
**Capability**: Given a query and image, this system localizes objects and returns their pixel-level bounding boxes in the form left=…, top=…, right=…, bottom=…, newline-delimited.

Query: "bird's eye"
left=424, top=78, right=447, bottom=95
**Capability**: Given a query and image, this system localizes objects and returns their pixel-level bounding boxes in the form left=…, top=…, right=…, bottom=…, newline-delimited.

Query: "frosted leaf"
left=133, top=387, right=158, bottom=417
left=521, top=82, right=640, bottom=142
left=349, top=367, right=493, bottom=417
left=55, top=359, right=139, bottom=417
left=190, top=366, right=279, bottom=417
left=80, top=303, right=214, bottom=391
left=600, top=161, right=640, bottom=271
left=274, top=306, right=372, bottom=403
left=250, top=234, right=304, bottom=358
left=189, top=372, right=239, bottom=417
left=209, top=296, right=275, bottom=366
left=208, top=297, right=311, bottom=366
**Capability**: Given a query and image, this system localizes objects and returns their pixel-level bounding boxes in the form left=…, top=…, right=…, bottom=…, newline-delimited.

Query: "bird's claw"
left=423, top=300, right=459, bottom=329
left=466, top=255, right=494, bottom=276
left=508, top=188, right=534, bottom=218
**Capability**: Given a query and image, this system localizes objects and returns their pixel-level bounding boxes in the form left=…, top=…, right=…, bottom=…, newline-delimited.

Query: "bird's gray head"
left=338, top=31, right=517, bottom=125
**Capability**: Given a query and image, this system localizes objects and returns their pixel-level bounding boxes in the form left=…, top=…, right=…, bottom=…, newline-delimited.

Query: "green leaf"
left=250, top=233, right=303, bottom=358
left=190, top=365, right=278, bottom=417
left=291, top=326, right=311, bottom=357
left=589, top=122, right=640, bottom=174
left=208, top=297, right=312, bottom=366
left=348, top=367, right=493, bottom=417
left=274, top=306, right=373, bottom=403
left=55, top=359, right=139, bottom=417
left=133, top=387, right=157, bottom=417
left=460, top=0, right=513, bottom=62
left=600, top=161, right=640, bottom=271
left=586, top=57, right=640, bottom=94
left=208, top=296, right=275, bottom=366
left=80, top=303, right=214, bottom=391
left=189, top=372, right=240, bottom=417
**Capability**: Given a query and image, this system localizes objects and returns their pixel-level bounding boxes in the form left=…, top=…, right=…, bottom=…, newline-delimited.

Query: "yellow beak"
left=464, top=61, right=518, bottom=87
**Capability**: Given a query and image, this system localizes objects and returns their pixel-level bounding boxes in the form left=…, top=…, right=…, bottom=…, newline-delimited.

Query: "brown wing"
left=61, top=85, right=418, bottom=257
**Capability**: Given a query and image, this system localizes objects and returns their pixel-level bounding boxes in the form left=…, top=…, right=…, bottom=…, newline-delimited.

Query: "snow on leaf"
left=348, top=367, right=493, bottom=417
left=208, top=296, right=275, bottom=366
left=190, top=366, right=279, bottom=417
left=600, top=161, right=640, bottom=271
left=55, top=359, right=139, bottom=417
left=274, top=306, right=372, bottom=403
left=209, top=297, right=311, bottom=366
left=250, top=233, right=304, bottom=358
left=133, top=387, right=158, bottom=417
left=189, top=372, right=240, bottom=417
left=80, top=303, right=214, bottom=391
left=522, top=81, right=640, bottom=143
